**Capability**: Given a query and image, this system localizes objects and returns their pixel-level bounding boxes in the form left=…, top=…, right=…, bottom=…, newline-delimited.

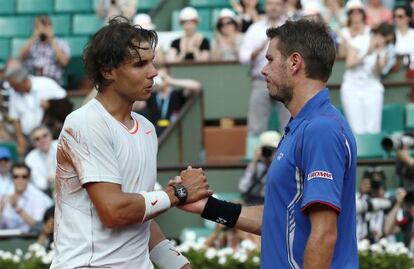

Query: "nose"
left=148, top=63, right=158, bottom=79
left=261, top=66, right=268, bottom=77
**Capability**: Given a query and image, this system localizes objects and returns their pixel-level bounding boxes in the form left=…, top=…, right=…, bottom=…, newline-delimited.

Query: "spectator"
left=167, top=7, right=211, bottom=62
left=394, top=6, right=414, bottom=56
left=366, top=0, right=393, bottom=29
left=239, top=131, right=281, bottom=205
left=96, top=0, right=138, bottom=22
left=0, top=163, right=53, bottom=233
left=341, top=22, right=395, bottom=134
left=230, top=0, right=262, bottom=32
left=25, top=126, right=57, bottom=194
left=19, top=15, right=70, bottom=86
left=285, top=0, right=302, bottom=20
left=322, top=0, right=346, bottom=34
left=212, top=9, right=243, bottom=61
left=356, top=172, right=392, bottom=242
left=0, top=147, right=13, bottom=197
left=36, top=206, right=54, bottom=250
left=4, top=66, right=66, bottom=156
left=239, top=0, right=290, bottom=135
left=142, top=66, right=201, bottom=135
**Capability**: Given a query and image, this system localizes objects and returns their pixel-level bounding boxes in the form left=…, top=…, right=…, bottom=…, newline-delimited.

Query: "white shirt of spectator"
left=395, top=28, right=414, bottom=55
left=0, top=183, right=53, bottom=233
left=239, top=17, right=287, bottom=79
left=8, top=76, right=66, bottom=136
left=25, top=140, right=58, bottom=191
left=0, top=173, right=14, bottom=197
left=51, top=99, right=158, bottom=269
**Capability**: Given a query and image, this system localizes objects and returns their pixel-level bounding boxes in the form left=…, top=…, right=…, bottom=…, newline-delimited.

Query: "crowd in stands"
left=1, top=0, right=414, bottom=256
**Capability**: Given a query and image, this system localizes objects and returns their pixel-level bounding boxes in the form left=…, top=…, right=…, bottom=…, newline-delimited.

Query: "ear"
left=100, top=67, right=115, bottom=81
left=288, top=52, right=303, bottom=76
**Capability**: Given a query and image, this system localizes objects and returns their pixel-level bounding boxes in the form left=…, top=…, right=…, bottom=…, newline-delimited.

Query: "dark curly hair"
left=83, top=16, right=158, bottom=91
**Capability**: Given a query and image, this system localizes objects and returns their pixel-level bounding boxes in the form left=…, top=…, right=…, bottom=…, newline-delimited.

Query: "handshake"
left=165, top=167, right=213, bottom=214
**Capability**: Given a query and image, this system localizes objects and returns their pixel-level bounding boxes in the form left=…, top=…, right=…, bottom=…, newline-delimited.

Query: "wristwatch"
left=173, top=184, right=188, bottom=205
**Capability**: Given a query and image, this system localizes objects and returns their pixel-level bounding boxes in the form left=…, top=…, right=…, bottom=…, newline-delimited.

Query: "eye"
left=134, top=61, right=147, bottom=67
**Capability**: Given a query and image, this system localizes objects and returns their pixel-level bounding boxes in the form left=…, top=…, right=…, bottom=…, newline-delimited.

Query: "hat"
left=0, top=147, right=11, bottom=160
left=259, top=131, right=281, bottom=148
left=179, top=7, right=199, bottom=22
left=302, top=3, right=322, bottom=16
left=345, top=0, right=365, bottom=12
left=133, top=13, right=156, bottom=30
left=218, top=8, right=236, bottom=20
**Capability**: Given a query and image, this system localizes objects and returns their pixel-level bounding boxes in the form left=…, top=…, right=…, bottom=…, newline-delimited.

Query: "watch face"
left=176, top=186, right=187, bottom=198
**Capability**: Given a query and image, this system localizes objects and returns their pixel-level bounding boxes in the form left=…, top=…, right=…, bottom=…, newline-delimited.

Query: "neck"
left=399, top=25, right=409, bottom=34
left=350, top=22, right=364, bottom=31
left=95, top=89, right=134, bottom=124
left=288, top=79, right=326, bottom=117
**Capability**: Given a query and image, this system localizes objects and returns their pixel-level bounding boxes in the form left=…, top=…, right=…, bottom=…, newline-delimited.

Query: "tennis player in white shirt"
left=51, top=16, right=212, bottom=269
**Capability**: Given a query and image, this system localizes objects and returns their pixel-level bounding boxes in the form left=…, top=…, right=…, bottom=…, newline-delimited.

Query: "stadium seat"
left=72, top=14, right=104, bottom=35
left=381, top=103, right=404, bottom=133
left=0, top=39, right=10, bottom=61
left=0, top=16, right=33, bottom=37
left=63, top=36, right=89, bottom=57
left=355, top=132, right=387, bottom=159
left=0, top=0, right=16, bottom=15
left=139, top=0, right=161, bottom=11
left=172, top=9, right=211, bottom=32
left=17, top=0, right=53, bottom=14
left=406, top=103, right=414, bottom=130
left=11, top=37, right=27, bottom=58
left=50, top=15, right=71, bottom=36
left=55, top=0, right=93, bottom=13
left=189, top=0, right=231, bottom=8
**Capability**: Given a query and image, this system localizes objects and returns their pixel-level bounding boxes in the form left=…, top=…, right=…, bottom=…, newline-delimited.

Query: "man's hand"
left=179, top=197, right=208, bottom=215
left=180, top=168, right=212, bottom=204
left=16, top=136, right=28, bottom=156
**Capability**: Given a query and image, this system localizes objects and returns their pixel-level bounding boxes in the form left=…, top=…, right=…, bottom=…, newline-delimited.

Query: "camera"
left=261, top=146, right=276, bottom=159
left=382, top=132, right=414, bottom=151
left=39, top=33, right=47, bottom=42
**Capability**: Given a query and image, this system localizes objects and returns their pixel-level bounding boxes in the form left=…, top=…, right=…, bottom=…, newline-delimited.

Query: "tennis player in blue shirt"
left=180, top=19, right=358, bottom=269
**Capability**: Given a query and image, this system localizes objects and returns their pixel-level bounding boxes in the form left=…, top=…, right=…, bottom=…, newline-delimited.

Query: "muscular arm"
left=84, top=182, right=179, bottom=229
left=303, top=204, right=337, bottom=269
left=235, top=205, right=263, bottom=235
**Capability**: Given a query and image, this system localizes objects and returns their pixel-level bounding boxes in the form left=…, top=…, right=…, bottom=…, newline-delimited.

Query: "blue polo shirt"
left=261, top=89, right=358, bottom=269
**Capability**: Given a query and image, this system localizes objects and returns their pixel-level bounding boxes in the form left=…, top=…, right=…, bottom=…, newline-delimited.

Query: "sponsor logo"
left=151, top=200, right=158, bottom=206
left=277, top=152, right=284, bottom=160
left=307, top=170, right=333, bottom=181
left=145, top=130, right=153, bottom=135
left=216, top=217, right=227, bottom=224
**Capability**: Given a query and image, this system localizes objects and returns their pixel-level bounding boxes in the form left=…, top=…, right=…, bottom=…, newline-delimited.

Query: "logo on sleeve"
left=307, top=171, right=333, bottom=181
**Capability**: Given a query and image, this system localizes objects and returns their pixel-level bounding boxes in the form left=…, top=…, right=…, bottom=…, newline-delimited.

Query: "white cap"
left=133, top=13, right=155, bottom=30
left=259, top=131, right=281, bottom=148
left=302, top=3, right=322, bottom=16
left=179, top=7, right=199, bottom=22
left=219, top=8, right=236, bottom=19
left=345, top=0, right=365, bottom=12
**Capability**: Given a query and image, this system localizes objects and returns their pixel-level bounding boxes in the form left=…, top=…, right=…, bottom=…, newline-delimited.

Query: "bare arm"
left=13, top=120, right=28, bottom=156
left=235, top=205, right=263, bottom=235
left=84, top=182, right=178, bottom=228
left=51, top=40, right=70, bottom=66
left=303, top=204, right=337, bottom=269
left=149, top=220, right=167, bottom=251
left=384, top=188, right=406, bottom=236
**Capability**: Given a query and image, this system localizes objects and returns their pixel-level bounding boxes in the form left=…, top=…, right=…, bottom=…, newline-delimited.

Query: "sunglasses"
left=13, top=174, right=29, bottom=180
left=394, top=14, right=407, bottom=19
left=33, top=133, right=49, bottom=142
left=218, top=20, right=234, bottom=27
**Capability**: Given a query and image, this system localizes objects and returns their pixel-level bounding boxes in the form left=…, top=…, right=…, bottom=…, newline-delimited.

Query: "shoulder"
left=64, top=100, right=106, bottom=130
left=171, top=38, right=180, bottom=46
left=25, top=149, right=39, bottom=162
left=31, top=76, right=62, bottom=89
left=304, top=115, right=344, bottom=140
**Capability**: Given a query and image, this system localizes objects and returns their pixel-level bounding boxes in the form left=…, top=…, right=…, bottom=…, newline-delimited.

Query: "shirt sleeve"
left=238, top=23, right=265, bottom=64
left=8, top=91, right=19, bottom=120
left=58, top=113, right=122, bottom=185
left=43, top=77, right=67, bottom=99
left=300, top=119, right=348, bottom=214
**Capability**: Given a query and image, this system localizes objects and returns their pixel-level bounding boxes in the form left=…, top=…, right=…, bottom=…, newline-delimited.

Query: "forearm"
left=235, top=205, right=263, bottom=235
left=20, top=38, right=36, bottom=59
left=384, top=204, right=400, bottom=235
left=51, top=40, right=69, bottom=66
left=13, top=120, right=24, bottom=140
left=149, top=221, right=167, bottom=251
left=16, top=207, right=36, bottom=226
left=303, top=231, right=336, bottom=269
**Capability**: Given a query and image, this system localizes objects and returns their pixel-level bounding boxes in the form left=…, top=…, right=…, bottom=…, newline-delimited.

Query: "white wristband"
left=139, top=191, right=171, bottom=222
left=150, top=239, right=190, bottom=269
